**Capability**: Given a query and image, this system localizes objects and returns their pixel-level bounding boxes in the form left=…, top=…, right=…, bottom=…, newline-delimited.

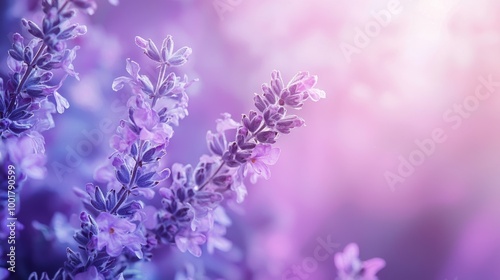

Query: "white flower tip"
left=54, top=92, right=70, bottom=114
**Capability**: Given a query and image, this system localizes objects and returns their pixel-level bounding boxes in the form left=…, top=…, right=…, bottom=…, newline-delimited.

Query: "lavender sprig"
left=0, top=0, right=90, bottom=180
left=0, top=1, right=103, bottom=279
left=29, top=35, right=194, bottom=279
left=29, top=33, right=326, bottom=279
left=149, top=70, right=326, bottom=257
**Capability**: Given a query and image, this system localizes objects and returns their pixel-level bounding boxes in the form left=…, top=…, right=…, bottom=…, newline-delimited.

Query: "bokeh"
left=2, top=0, right=500, bottom=279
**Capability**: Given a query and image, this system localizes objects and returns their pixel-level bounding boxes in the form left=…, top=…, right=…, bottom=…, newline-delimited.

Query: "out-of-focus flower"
left=174, top=264, right=209, bottom=280
left=334, top=243, right=386, bottom=280
left=216, top=113, right=240, bottom=132
left=32, top=212, right=78, bottom=245
left=93, top=164, right=121, bottom=191
left=175, top=232, right=206, bottom=257
left=110, top=122, right=139, bottom=153
left=206, top=207, right=232, bottom=254
left=5, top=134, right=46, bottom=179
left=31, top=99, right=56, bottom=132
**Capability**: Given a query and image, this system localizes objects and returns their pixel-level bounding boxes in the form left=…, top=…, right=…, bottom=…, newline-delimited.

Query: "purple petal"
left=135, top=36, right=148, bottom=49
left=125, top=58, right=140, bottom=79
left=362, top=258, right=386, bottom=277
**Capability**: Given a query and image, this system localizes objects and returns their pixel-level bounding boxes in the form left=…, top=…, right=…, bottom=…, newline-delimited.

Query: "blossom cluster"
left=28, top=30, right=327, bottom=277
left=0, top=0, right=104, bottom=278
left=148, top=69, right=327, bottom=258
left=30, top=35, right=195, bottom=279
left=0, top=0, right=89, bottom=179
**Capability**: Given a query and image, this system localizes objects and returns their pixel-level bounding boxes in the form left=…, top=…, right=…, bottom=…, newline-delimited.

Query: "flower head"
left=5, top=134, right=47, bottom=179
left=206, top=207, right=232, bottom=254
left=175, top=232, right=206, bottom=257
left=133, top=103, right=173, bottom=145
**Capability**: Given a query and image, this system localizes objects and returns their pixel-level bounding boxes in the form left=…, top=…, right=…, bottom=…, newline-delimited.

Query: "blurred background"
left=2, top=0, right=500, bottom=279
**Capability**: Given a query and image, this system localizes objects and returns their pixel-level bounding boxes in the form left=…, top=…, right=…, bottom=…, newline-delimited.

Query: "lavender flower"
left=95, top=212, right=146, bottom=258
left=245, top=143, right=280, bottom=183
left=30, top=35, right=195, bottom=279
left=1, top=1, right=104, bottom=279
left=334, top=243, right=386, bottom=280
left=1, top=0, right=91, bottom=180
left=32, top=212, right=78, bottom=245
left=3, top=134, right=47, bottom=179
left=29, top=29, right=326, bottom=279
left=149, top=70, right=325, bottom=259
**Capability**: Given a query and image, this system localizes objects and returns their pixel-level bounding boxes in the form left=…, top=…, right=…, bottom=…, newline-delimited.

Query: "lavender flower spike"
left=3, top=0, right=110, bottom=279
left=30, top=35, right=195, bottom=280
left=149, top=70, right=325, bottom=259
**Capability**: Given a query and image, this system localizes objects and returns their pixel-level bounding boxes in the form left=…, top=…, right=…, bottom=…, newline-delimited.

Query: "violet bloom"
left=283, top=71, right=326, bottom=108
left=206, top=207, right=232, bottom=254
left=175, top=232, right=207, bottom=257
left=229, top=167, right=247, bottom=203
left=110, top=123, right=138, bottom=153
left=216, top=113, right=240, bottom=132
left=111, top=58, right=143, bottom=93
left=245, top=144, right=280, bottom=183
left=31, top=99, right=56, bottom=132
left=32, top=212, right=78, bottom=245
left=95, top=212, right=146, bottom=259
left=5, top=135, right=46, bottom=179
left=334, top=243, right=386, bottom=280
left=132, top=100, right=173, bottom=145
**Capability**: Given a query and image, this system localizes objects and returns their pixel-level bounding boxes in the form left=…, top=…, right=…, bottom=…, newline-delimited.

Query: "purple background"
left=2, top=0, right=500, bottom=279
